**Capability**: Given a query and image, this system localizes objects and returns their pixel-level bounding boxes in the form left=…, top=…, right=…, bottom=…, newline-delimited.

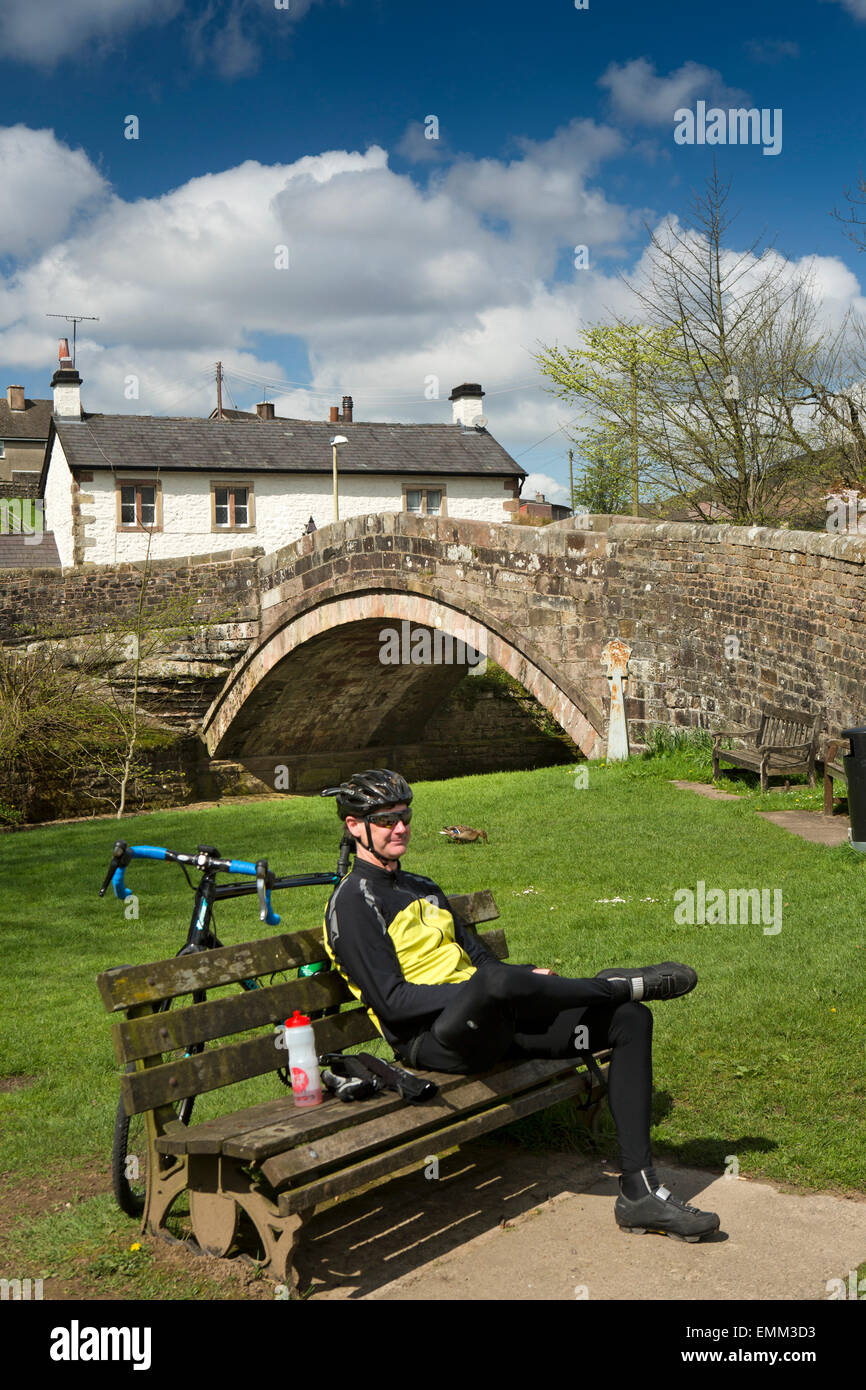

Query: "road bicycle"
left=98, top=839, right=343, bottom=1216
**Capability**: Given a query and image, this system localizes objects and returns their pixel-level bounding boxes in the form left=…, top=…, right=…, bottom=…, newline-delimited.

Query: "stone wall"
left=605, top=520, right=866, bottom=739
left=0, top=546, right=262, bottom=642
left=5, top=512, right=866, bottom=823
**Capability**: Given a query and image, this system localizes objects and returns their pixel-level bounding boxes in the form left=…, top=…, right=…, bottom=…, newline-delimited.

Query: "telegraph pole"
left=216, top=361, right=223, bottom=420
left=568, top=448, right=574, bottom=516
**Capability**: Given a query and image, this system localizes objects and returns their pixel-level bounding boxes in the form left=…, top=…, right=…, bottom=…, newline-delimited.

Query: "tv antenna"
left=45, top=314, right=100, bottom=367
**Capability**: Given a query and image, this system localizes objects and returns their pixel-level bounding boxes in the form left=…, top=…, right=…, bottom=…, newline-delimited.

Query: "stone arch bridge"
left=4, top=510, right=865, bottom=796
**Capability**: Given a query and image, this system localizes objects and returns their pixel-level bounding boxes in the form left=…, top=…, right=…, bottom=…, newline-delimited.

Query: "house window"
left=211, top=482, right=254, bottom=531
left=117, top=480, right=162, bottom=530
left=0, top=440, right=5, bottom=458
left=402, top=485, right=447, bottom=516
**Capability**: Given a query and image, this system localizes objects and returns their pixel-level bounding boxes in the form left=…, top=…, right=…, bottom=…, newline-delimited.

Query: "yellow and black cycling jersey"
left=323, top=856, right=500, bottom=1053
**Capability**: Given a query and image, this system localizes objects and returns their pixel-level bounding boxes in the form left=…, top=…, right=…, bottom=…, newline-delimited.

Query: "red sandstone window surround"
left=116, top=479, right=163, bottom=531
left=210, top=481, right=255, bottom=531
left=402, top=484, right=447, bottom=517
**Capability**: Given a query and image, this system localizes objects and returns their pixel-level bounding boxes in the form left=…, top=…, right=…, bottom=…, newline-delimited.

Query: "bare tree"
left=620, top=166, right=834, bottom=524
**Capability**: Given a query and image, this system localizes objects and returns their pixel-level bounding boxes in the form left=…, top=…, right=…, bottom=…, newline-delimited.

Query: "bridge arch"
left=202, top=587, right=604, bottom=762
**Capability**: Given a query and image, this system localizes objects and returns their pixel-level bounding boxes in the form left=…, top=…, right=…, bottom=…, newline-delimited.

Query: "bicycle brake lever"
left=99, top=840, right=129, bottom=897
left=256, top=860, right=269, bottom=922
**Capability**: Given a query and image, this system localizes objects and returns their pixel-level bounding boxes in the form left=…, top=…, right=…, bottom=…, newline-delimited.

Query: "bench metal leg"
left=143, top=1155, right=189, bottom=1236
left=186, top=1155, right=305, bottom=1290
left=233, top=1191, right=305, bottom=1290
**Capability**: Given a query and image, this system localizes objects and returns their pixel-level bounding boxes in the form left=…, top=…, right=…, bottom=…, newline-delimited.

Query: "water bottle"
left=284, top=1010, right=322, bottom=1108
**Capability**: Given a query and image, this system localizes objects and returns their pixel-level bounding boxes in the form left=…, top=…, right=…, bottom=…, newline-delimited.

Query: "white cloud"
left=0, top=127, right=109, bottom=259
left=2, top=118, right=864, bottom=491
left=395, top=120, right=451, bottom=164
left=521, top=472, right=571, bottom=505
left=0, top=0, right=182, bottom=67
left=598, top=58, right=748, bottom=127
left=828, top=0, right=866, bottom=18
left=0, top=0, right=324, bottom=72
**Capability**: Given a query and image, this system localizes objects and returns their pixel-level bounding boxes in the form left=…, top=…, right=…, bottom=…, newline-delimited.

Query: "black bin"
left=841, top=727, right=866, bottom=851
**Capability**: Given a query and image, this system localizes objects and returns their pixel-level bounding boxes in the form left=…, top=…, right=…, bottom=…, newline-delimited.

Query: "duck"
left=440, top=825, right=488, bottom=844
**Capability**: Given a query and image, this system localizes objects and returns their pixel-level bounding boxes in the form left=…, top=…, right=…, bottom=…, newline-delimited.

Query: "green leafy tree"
left=536, top=321, right=679, bottom=516
left=539, top=167, right=831, bottom=526
left=572, top=428, right=634, bottom=515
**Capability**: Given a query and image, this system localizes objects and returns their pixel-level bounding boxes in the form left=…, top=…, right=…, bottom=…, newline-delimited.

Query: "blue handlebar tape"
left=130, top=846, right=169, bottom=860
left=112, top=866, right=132, bottom=900
left=228, top=859, right=257, bottom=875
left=264, top=889, right=280, bottom=927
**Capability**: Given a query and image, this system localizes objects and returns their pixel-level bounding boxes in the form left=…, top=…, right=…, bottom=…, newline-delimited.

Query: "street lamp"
left=330, top=435, right=348, bottom=521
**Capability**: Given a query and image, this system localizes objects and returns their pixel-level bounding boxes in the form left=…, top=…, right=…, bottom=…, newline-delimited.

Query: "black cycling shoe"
left=615, top=1180, right=720, bottom=1243
left=596, top=961, right=697, bottom=1002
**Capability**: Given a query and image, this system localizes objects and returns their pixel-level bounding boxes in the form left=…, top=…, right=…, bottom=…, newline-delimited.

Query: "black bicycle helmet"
left=321, top=769, right=413, bottom=820
left=322, top=770, right=413, bottom=871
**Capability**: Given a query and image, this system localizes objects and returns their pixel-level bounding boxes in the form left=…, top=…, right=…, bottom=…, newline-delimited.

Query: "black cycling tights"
left=408, top=963, right=654, bottom=1175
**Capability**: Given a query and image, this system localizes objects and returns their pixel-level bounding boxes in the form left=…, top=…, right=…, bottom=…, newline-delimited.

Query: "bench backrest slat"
left=120, top=1006, right=380, bottom=1116
left=759, top=705, right=818, bottom=740
left=113, top=926, right=506, bottom=1067
left=114, top=922, right=508, bottom=1116
left=99, top=890, right=501, bottom=1014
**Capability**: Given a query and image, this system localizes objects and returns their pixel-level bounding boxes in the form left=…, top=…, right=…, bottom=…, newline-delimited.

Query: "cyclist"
left=321, top=769, right=720, bottom=1243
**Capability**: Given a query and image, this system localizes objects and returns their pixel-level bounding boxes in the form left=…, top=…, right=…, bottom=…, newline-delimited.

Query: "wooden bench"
left=96, top=890, right=611, bottom=1292
left=711, top=704, right=820, bottom=792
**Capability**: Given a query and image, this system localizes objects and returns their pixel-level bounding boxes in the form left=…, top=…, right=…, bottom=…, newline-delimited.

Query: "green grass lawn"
left=1, top=752, right=864, bottom=1293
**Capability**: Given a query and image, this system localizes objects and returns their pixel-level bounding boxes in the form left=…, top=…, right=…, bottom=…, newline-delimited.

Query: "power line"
left=513, top=415, right=583, bottom=460
left=221, top=362, right=543, bottom=406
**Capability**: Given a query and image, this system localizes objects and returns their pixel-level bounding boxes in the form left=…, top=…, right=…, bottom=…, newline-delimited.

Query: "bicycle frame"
left=100, top=841, right=342, bottom=1218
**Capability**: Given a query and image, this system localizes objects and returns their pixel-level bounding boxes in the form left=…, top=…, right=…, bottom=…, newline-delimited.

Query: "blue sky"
left=2, top=0, right=865, bottom=499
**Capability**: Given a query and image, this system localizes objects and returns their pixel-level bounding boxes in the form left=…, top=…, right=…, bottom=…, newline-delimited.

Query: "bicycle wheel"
left=111, top=990, right=205, bottom=1217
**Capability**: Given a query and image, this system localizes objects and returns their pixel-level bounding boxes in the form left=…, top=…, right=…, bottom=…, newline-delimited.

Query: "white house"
left=39, top=349, right=527, bottom=570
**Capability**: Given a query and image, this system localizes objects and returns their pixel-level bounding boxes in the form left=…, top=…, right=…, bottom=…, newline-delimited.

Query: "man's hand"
left=532, top=967, right=557, bottom=976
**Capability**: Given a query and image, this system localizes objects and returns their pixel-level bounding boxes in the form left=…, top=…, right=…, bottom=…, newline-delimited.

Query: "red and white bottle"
left=284, top=1010, right=322, bottom=1107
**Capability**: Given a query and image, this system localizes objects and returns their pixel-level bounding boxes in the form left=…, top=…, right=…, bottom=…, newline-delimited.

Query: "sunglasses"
left=368, top=809, right=413, bottom=827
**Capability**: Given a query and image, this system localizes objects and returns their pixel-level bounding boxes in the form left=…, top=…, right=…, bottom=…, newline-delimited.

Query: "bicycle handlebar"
left=100, top=841, right=339, bottom=927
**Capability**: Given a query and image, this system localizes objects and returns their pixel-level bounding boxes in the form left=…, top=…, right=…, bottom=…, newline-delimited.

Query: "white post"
left=601, top=638, right=631, bottom=761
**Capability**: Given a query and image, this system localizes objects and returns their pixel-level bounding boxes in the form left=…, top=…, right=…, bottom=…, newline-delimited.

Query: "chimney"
left=50, top=338, right=82, bottom=419
left=535, top=492, right=545, bottom=503
left=341, top=394, right=353, bottom=424
left=7, top=385, right=25, bottom=411
left=329, top=406, right=340, bottom=423
left=448, top=382, right=485, bottom=427
left=256, top=401, right=275, bottom=420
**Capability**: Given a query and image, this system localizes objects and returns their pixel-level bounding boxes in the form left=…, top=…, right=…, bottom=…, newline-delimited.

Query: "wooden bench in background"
left=711, top=704, right=820, bottom=793
left=96, top=890, right=611, bottom=1291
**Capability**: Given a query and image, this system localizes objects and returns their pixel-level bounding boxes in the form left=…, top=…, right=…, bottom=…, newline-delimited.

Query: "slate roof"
left=47, top=414, right=525, bottom=480
left=0, top=396, right=53, bottom=440
left=0, top=531, right=61, bottom=569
